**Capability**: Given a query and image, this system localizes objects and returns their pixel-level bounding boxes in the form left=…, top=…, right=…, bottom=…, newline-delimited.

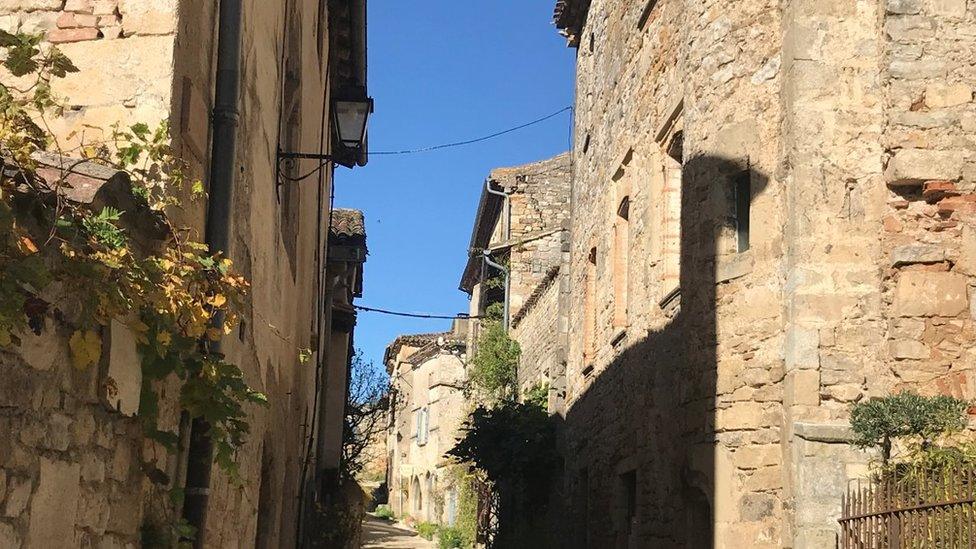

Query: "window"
left=612, top=195, right=630, bottom=328
left=653, top=102, right=683, bottom=306
left=662, top=130, right=683, bottom=291
left=575, top=468, right=590, bottom=549
left=618, top=470, right=638, bottom=545
left=734, top=171, right=751, bottom=253
left=416, top=407, right=429, bottom=446
left=583, top=247, right=597, bottom=364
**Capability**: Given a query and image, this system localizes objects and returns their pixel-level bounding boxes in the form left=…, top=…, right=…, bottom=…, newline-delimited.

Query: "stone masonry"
left=0, top=1, right=363, bottom=547
left=460, top=153, right=572, bottom=402
left=546, top=0, right=976, bottom=548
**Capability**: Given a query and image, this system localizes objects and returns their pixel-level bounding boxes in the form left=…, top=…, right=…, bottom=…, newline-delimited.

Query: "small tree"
left=341, top=351, right=390, bottom=480
left=850, top=392, right=970, bottom=465
left=469, top=303, right=520, bottom=401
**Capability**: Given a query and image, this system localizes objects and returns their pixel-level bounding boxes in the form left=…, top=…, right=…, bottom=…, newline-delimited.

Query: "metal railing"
left=840, top=468, right=976, bottom=548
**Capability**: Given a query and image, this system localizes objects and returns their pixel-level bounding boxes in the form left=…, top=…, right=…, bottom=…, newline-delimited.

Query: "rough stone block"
left=889, top=59, right=947, bottom=79
left=118, top=0, right=176, bottom=35
left=0, top=14, right=18, bottom=32
left=734, top=445, right=780, bottom=469
left=19, top=11, right=57, bottom=35
left=740, top=493, right=777, bottom=521
left=65, top=0, right=94, bottom=12
left=743, top=466, right=783, bottom=492
left=57, top=11, right=98, bottom=28
left=0, top=366, right=33, bottom=409
left=895, top=271, right=969, bottom=317
left=47, top=27, right=101, bottom=43
left=890, top=243, right=946, bottom=266
left=957, top=225, right=976, bottom=275
left=716, top=402, right=764, bottom=431
left=925, top=83, right=973, bottom=108
left=2, top=477, right=31, bottom=518
left=888, top=0, right=923, bottom=13
left=0, top=522, right=20, bottom=549
left=937, top=195, right=976, bottom=215
left=43, top=413, right=73, bottom=452
left=27, top=459, right=80, bottom=548
left=886, top=16, right=937, bottom=41
left=928, top=0, right=968, bottom=16
left=886, top=149, right=964, bottom=184
left=788, top=369, right=821, bottom=407
left=889, top=339, right=932, bottom=359
left=893, top=110, right=959, bottom=129
left=785, top=326, right=820, bottom=370
left=93, top=0, right=118, bottom=15
left=0, top=0, right=61, bottom=14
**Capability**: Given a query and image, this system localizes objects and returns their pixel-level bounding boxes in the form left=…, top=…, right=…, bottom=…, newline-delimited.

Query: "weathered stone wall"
left=511, top=269, right=562, bottom=394
left=0, top=1, right=342, bottom=547
left=0, top=0, right=179, bottom=150
left=556, top=0, right=976, bottom=547
left=490, top=153, right=572, bottom=320
left=560, top=0, right=788, bottom=547
left=472, top=154, right=571, bottom=402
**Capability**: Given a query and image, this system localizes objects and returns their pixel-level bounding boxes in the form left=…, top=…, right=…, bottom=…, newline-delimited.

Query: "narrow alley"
left=1, top=0, right=976, bottom=548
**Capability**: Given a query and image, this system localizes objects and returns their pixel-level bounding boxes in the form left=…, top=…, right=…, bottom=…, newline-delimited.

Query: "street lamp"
left=276, top=92, right=373, bottom=186
left=333, top=96, right=373, bottom=150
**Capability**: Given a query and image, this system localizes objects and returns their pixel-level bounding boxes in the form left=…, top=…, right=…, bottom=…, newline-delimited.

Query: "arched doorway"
left=412, top=476, right=423, bottom=516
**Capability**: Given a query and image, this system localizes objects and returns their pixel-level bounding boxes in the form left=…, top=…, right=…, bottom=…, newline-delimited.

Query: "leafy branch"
left=0, top=30, right=262, bottom=478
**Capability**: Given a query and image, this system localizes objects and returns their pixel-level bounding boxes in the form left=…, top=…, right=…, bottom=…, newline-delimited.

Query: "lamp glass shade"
left=333, top=99, right=371, bottom=149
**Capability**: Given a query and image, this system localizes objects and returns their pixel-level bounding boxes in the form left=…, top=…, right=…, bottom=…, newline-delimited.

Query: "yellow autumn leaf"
left=207, top=294, right=227, bottom=308
left=18, top=236, right=38, bottom=254
left=156, top=331, right=172, bottom=348
left=69, top=330, right=102, bottom=371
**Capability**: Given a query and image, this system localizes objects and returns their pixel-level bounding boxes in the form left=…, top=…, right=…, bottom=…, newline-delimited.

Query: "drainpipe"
left=483, top=251, right=510, bottom=333
left=182, top=0, right=242, bottom=545
left=483, top=178, right=511, bottom=332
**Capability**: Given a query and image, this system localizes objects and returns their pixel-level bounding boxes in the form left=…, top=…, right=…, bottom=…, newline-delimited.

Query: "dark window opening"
left=666, top=130, right=683, bottom=164
left=621, top=470, right=637, bottom=523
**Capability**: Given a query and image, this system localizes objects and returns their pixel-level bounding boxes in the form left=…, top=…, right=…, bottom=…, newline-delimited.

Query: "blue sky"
left=333, top=1, right=577, bottom=369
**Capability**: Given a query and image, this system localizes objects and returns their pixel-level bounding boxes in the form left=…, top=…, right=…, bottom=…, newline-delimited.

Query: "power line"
left=353, top=304, right=479, bottom=320
left=371, top=106, right=573, bottom=155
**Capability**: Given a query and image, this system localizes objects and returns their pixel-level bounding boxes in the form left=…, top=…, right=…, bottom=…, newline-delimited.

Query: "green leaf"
left=130, top=122, right=150, bottom=139
left=46, top=47, right=78, bottom=78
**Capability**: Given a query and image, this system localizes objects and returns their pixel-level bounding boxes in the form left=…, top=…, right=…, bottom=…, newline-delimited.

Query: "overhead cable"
left=353, top=304, right=479, bottom=320
left=371, top=106, right=572, bottom=155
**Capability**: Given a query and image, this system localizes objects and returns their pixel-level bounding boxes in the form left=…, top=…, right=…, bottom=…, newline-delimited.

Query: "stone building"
left=0, top=1, right=371, bottom=547
left=545, top=0, right=976, bottom=548
left=459, top=153, right=572, bottom=403
left=384, top=323, right=468, bottom=525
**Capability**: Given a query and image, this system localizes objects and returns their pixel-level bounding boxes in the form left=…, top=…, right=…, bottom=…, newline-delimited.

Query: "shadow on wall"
left=554, top=155, right=770, bottom=548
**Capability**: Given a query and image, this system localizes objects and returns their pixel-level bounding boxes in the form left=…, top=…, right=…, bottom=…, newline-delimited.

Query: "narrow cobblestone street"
left=361, top=516, right=435, bottom=549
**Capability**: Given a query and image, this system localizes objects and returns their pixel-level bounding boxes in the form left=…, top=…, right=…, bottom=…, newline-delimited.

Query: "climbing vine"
left=468, top=302, right=519, bottom=401
left=0, top=30, right=264, bottom=475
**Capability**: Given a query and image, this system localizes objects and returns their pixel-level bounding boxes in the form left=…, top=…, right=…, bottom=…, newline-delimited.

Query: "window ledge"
left=716, top=250, right=754, bottom=284
left=610, top=327, right=627, bottom=347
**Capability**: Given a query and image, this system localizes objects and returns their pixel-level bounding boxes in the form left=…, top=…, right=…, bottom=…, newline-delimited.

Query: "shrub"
left=438, top=526, right=466, bottom=549
left=373, top=504, right=394, bottom=521
left=417, top=522, right=438, bottom=541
